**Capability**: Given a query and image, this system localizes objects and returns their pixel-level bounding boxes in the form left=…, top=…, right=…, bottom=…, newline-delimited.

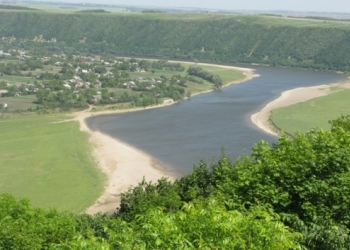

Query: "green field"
left=271, top=89, right=350, bottom=134
left=118, top=13, right=350, bottom=29
left=198, top=65, right=245, bottom=84
left=0, top=75, right=37, bottom=84
left=0, top=114, right=105, bottom=212
left=2, top=7, right=349, bottom=30
left=0, top=95, right=38, bottom=111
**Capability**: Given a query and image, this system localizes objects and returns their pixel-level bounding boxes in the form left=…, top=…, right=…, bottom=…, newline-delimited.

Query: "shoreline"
left=76, top=62, right=256, bottom=215
left=251, top=78, right=350, bottom=136
left=75, top=107, right=177, bottom=215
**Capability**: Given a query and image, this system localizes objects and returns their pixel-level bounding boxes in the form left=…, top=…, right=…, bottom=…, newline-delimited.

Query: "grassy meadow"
left=0, top=75, right=37, bottom=84
left=0, top=113, right=105, bottom=212
left=0, top=95, right=38, bottom=111
left=270, top=89, right=350, bottom=134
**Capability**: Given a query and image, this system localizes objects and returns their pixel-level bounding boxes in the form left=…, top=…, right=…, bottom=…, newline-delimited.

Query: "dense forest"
left=2, top=116, right=350, bottom=249
left=0, top=13, right=350, bottom=71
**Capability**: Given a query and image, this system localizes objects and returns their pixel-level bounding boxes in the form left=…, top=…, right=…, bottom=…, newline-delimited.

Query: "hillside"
left=0, top=12, right=350, bottom=71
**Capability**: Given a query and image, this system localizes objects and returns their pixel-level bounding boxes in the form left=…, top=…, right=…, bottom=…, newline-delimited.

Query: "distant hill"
left=0, top=12, right=349, bottom=71
left=0, top=4, right=38, bottom=10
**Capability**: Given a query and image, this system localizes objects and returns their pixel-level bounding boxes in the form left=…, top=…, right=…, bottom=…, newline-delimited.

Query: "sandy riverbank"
left=76, top=63, right=255, bottom=215
left=251, top=78, right=350, bottom=136
left=75, top=105, right=177, bottom=215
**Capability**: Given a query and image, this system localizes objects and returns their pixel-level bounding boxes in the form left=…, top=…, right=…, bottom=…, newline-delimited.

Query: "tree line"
left=187, top=66, right=223, bottom=88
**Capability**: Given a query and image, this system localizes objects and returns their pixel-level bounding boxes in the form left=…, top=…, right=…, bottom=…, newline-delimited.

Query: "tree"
left=0, top=194, right=76, bottom=249
left=111, top=200, right=303, bottom=249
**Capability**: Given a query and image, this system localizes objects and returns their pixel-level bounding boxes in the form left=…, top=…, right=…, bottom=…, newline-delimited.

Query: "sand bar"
left=251, top=78, right=350, bottom=136
left=73, top=62, right=256, bottom=214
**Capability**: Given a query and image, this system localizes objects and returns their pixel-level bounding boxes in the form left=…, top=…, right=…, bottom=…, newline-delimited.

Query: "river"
left=86, top=65, right=347, bottom=176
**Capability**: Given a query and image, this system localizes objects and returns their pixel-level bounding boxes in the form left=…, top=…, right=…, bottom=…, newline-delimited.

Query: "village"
left=0, top=49, right=197, bottom=111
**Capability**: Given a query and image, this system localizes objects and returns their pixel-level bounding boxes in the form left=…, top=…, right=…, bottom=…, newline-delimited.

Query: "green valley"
left=1, top=5, right=350, bottom=250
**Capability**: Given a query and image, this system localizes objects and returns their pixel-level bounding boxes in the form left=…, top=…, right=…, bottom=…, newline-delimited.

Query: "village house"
left=75, top=82, right=84, bottom=88
left=103, top=71, right=113, bottom=77
left=123, top=81, right=136, bottom=88
left=146, top=85, right=155, bottom=90
left=63, top=83, right=71, bottom=89
left=0, top=90, right=8, bottom=96
left=95, top=81, right=102, bottom=88
left=91, top=91, right=102, bottom=102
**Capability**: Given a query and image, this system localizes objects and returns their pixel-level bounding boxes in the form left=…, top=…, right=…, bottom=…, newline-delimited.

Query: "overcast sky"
left=46, top=0, right=350, bottom=13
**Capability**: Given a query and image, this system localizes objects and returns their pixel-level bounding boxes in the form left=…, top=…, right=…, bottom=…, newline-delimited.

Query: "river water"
left=86, top=65, right=347, bottom=176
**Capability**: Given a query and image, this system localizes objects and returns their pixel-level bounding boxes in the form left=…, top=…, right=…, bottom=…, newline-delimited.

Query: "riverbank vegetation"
left=2, top=115, right=350, bottom=249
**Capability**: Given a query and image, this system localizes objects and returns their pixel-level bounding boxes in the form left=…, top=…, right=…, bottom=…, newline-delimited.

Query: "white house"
left=63, top=84, right=71, bottom=89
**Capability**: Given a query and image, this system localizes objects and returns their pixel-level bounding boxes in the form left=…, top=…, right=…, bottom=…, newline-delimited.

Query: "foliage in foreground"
left=0, top=193, right=302, bottom=249
left=2, top=116, right=350, bottom=249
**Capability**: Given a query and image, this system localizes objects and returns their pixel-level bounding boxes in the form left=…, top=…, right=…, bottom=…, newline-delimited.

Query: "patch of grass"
left=0, top=75, right=36, bottom=84
left=0, top=95, right=38, bottom=111
left=271, top=89, right=350, bottom=134
left=0, top=114, right=105, bottom=212
left=198, top=65, right=245, bottom=84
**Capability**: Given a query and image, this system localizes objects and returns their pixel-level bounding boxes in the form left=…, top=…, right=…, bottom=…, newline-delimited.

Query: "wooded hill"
left=0, top=12, right=350, bottom=71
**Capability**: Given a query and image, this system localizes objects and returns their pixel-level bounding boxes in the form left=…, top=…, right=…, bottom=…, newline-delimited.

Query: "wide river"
left=87, top=65, right=347, bottom=176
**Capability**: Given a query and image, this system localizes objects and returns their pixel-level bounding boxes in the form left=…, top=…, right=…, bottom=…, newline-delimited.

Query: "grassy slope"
left=0, top=114, right=105, bottom=212
left=271, top=89, right=350, bottom=134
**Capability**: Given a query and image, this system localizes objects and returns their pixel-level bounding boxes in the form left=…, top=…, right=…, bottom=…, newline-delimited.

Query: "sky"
left=43, top=0, right=350, bottom=13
